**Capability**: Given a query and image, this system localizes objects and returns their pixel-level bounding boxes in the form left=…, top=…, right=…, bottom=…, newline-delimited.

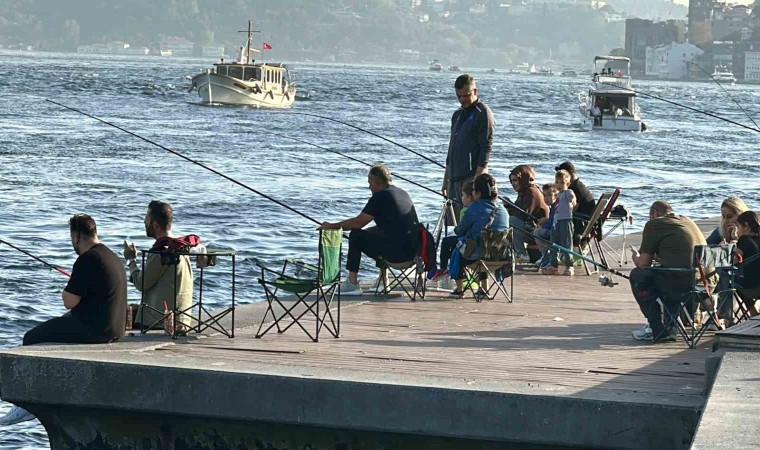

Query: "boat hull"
left=190, top=73, right=295, bottom=108
left=579, top=114, right=644, bottom=131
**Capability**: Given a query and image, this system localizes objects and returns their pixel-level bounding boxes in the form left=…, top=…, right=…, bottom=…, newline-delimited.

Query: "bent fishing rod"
left=600, top=80, right=760, bottom=134
left=686, top=61, right=760, bottom=131
left=270, top=132, right=448, bottom=200
left=47, top=100, right=323, bottom=227
left=290, top=112, right=540, bottom=221
left=288, top=111, right=446, bottom=169
left=0, top=238, right=71, bottom=277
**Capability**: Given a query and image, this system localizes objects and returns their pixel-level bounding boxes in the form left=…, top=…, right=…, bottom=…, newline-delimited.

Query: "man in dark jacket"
left=443, top=74, right=496, bottom=220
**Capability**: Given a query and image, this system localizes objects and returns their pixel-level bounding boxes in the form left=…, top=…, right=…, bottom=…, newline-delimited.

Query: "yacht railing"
left=592, top=75, right=632, bottom=90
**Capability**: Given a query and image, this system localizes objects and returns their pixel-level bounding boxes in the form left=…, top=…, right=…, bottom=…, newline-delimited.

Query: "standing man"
left=1, top=214, right=127, bottom=425
left=123, top=200, right=194, bottom=332
left=443, top=74, right=496, bottom=220
left=321, top=164, right=419, bottom=296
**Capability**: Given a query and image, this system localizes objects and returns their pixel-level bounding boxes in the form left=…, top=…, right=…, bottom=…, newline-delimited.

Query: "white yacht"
left=711, top=66, right=737, bottom=84
left=577, top=56, right=645, bottom=132
left=429, top=59, right=444, bottom=71
left=189, top=20, right=296, bottom=108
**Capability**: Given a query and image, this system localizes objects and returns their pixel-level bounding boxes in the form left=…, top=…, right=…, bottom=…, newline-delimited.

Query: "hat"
left=554, top=161, right=576, bottom=174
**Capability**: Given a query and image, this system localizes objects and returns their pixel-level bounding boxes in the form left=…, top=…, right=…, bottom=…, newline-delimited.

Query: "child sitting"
left=533, top=183, right=557, bottom=268
left=541, top=170, right=576, bottom=276
left=431, top=181, right=475, bottom=281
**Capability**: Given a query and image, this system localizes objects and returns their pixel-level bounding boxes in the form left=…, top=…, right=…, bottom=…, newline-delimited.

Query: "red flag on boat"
left=262, top=43, right=272, bottom=50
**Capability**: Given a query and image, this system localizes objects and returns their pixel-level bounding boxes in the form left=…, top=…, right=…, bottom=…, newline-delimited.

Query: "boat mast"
left=246, top=20, right=251, bottom=65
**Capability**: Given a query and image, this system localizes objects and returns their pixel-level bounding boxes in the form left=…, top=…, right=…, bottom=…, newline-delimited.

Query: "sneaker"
left=563, top=267, right=574, bottom=276
left=0, top=406, right=36, bottom=426
left=449, top=288, right=464, bottom=298
left=516, top=253, right=531, bottom=263
left=534, top=257, right=543, bottom=267
left=340, top=280, right=364, bottom=296
left=652, top=332, right=677, bottom=344
left=631, top=327, right=653, bottom=341
left=430, top=269, right=449, bottom=282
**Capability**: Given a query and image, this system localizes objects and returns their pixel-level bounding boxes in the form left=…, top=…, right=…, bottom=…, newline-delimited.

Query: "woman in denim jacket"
left=451, top=173, right=508, bottom=297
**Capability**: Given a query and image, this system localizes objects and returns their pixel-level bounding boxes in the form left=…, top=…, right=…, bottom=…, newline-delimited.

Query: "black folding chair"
left=374, top=256, right=427, bottom=301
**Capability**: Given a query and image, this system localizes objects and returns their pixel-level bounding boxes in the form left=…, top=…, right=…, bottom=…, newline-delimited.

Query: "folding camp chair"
left=255, top=229, right=342, bottom=342
left=653, top=244, right=738, bottom=349
left=374, top=256, right=426, bottom=301
left=576, top=192, right=613, bottom=276
left=593, top=188, right=632, bottom=266
left=464, top=228, right=515, bottom=302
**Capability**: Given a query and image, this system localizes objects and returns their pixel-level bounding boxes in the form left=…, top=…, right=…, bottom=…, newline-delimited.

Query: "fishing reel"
left=598, top=274, right=618, bottom=288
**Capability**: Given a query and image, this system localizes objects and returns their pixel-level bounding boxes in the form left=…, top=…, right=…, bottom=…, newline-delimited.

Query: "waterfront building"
left=645, top=42, right=704, bottom=79
left=77, top=41, right=149, bottom=55
left=711, top=4, right=751, bottom=42
left=159, top=38, right=194, bottom=57
left=689, top=0, right=715, bottom=47
left=625, top=18, right=686, bottom=76
left=744, top=50, right=760, bottom=81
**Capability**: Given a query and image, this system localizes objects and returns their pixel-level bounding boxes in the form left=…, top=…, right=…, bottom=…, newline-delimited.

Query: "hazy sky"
left=671, top=0, right=752, bottom=4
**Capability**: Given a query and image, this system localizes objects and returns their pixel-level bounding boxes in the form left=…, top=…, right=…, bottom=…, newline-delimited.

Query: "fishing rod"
left=686, top=61, right=760, bottom=131
left=0, top=238, right=71, bottom=277
left=47, top=100, right=323, bottom=226
left=600, top=80, right=760, bottom=133
left=509, top=225, right=630, bottom=281
left=289, top=111, right=446, bottom=168
left=270, top=132, right=446, bottom=200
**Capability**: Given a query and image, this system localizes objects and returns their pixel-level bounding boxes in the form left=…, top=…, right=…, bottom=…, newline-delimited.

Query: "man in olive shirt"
left=629, top=201, right=710, bottom=343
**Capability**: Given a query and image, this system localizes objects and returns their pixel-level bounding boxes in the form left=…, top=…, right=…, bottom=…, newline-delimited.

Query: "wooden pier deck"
left=0, top=218, right=721, bottom=450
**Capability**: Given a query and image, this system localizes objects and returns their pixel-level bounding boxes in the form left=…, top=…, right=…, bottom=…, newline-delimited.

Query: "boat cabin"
left=213, top=62, right=292, bottom=88
left=591, top=91, right=636, bottom=117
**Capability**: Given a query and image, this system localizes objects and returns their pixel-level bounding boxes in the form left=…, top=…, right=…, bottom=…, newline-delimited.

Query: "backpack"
left=417, top=224, right=438, bottom=277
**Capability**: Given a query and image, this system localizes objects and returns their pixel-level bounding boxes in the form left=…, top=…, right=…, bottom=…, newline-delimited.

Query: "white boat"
left=429, top=59, right=443, bottom=71
left=189, top=20, right=296, bottom=108
left=561, top=67, right=578, bottom=77
left=711, top=66, right=737, bottom=84
left=577, top=56, right=645, bottom=132
left=509, top=62, right=530, bottom=74
left=447, top=65, right=460, bottom=72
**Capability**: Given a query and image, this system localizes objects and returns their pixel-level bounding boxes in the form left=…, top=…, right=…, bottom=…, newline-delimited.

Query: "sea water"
left=1, top=51, right=759, bottom=448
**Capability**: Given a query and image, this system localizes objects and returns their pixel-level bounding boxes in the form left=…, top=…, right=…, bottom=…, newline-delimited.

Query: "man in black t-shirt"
left=320, top=164, right=419, bottom=296
left=23, top=214, right=127, bottom=346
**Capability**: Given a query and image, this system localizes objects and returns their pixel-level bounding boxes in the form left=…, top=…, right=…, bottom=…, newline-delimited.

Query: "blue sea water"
left=0, top=51, right=759, bottom=448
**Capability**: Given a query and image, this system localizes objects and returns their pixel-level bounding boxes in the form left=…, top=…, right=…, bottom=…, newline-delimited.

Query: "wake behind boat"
left=577, top=56, right=644, bottom=132
left=189, top=20, right=296, bottom=108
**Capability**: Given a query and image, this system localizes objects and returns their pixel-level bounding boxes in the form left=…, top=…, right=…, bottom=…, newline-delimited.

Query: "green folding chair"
left=255, top=229, right=342, bottom=342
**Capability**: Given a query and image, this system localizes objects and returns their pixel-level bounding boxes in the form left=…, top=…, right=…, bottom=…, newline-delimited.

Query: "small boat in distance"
left=448, top=65, right=460, bottom=72
left=429, top=59, right=444, bottom=71
left=189, top=20, right=296, bottom=108
left=711, top=66, right=737, bottom=84
left=577, top=56, right=644, bottom=132
left=510, top=62, right=530, bottom=74
left=561, top=67, right=578, bottom=77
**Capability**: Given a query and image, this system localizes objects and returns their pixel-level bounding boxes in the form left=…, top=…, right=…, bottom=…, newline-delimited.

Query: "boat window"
left=228, top=66, right=243, bottom=79
left=244, top=67, right=260, bottom=81
left=216, top=66, right=228, bottom=76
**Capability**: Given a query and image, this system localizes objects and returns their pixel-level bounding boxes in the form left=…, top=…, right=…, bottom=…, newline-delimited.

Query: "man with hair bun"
left=443, top=73, right=496, bottom=220
left=321, top=164, right=419, bottom=296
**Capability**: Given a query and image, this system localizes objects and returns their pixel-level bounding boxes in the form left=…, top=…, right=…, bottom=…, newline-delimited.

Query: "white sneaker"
left=631, top=323, right=653, bottom=341
left=340, top=280, right=363, bottom=296
left=0, top=406, right=36, bottom=426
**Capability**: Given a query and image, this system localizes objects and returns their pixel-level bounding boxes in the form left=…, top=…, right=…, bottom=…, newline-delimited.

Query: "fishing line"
left=47, top=100, right=323, bottom=226
left=0, top=237, right=71, bottom=277
left=270, top=132, right=446, bottom=199
left=509, top=225, right=630, bottom=280
left=600, top=80, right=760, bottom=133
left=686, top=61, right=760, bottom=131
left=288, top=111, right=446, bottom=168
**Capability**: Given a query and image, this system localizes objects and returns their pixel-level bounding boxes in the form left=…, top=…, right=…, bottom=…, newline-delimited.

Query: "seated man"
left=123, top=201, right=194, bottom=332
left=1, top=214, right=127, bottom=425
left=320, top=164, right=419, bottom=296
left=629, top=201, right=713, bottom=343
